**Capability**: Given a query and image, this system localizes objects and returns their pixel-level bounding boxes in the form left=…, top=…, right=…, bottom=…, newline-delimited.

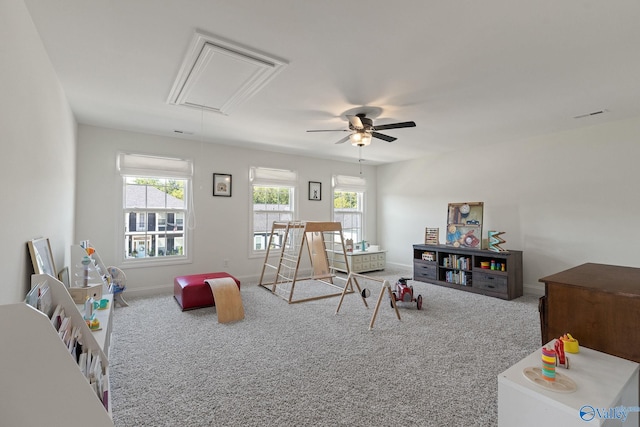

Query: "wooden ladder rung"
left=311, top=273, right=335, bottom=280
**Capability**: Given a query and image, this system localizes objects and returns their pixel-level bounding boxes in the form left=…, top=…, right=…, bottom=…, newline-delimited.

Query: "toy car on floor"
left=390, top=277, right=422, bottom=310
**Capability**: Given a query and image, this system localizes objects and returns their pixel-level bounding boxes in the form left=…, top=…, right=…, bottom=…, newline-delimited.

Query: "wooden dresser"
left=539, top=263, right=640, bottom=363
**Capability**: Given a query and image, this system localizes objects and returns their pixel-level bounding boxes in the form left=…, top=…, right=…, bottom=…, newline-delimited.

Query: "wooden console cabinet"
left=539, top=263, right=640, bottom=363
left=412, top=244, right=523, bottom=300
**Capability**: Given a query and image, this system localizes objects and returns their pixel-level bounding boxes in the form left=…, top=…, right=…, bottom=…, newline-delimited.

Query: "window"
left=333, top=175, right=366, bottom=244
left=118, top=153, right=193, bottom=264
left=250, top=167, right=297, bottom=255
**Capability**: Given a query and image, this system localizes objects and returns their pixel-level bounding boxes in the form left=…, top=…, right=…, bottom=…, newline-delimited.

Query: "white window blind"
left=333, top=174, right=366, bottom=191
left=250, top=166, right=297, bottom=185
left=117, top=153, right=193, bottom=178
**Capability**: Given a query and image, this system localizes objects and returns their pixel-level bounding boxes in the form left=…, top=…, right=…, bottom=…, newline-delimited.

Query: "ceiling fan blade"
left=335, top=135, right=351, bottom=144
left=347, top=115, right=364, bottom=129
left=307, top=129, right=348, bottom=132
left=371, top=132, right=398, bottom=142
left=374, top=121, right=416, bottom=131
left=372, top=132, right=397, bottom=142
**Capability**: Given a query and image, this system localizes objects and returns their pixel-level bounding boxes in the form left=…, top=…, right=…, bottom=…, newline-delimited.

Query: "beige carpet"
left=109, top=269, right=540, bottom=426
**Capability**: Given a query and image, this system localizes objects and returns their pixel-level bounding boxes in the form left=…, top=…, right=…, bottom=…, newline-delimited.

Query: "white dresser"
left=498, top=343, right=639, bottom=426
left=332, top=250, right=386, bottom=273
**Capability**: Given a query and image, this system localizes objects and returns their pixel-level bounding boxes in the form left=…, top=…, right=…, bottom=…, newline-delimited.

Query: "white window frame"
left=332, top=175, right=366, bottom=246
left=250, top=167, right=298, bottom=258
left=117, top=153, right=194, bottom=267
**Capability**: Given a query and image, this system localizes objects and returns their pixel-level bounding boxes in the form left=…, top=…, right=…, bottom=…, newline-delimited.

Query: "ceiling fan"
left=307, top=113, right=416, bottom=147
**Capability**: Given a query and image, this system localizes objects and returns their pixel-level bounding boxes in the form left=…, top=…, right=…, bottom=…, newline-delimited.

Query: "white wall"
left=75, top=125, right=377, bottom=295
left=7, top=0, right=638, bottom=302
left=377, top=116, right=640, bottom=293
left=0, top=0, right=77, bottom=304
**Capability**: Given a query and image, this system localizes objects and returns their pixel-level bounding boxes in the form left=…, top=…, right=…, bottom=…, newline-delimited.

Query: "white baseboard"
left=524, top=283, right=544, bottom=297
left=385, top=261, right=413, bottom=271
left=120, top=272, right=263, bottom=300
left=124, top=284, right=173, bottom=298
left=120, top=270, right=545, bottom=300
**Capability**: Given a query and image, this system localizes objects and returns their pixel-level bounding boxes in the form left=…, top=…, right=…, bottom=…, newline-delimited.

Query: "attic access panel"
left=167, top=31, right=287, bottom=115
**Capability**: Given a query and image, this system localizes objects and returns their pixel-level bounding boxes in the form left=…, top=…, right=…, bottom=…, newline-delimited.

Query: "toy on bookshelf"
left=541, top=346, right=557, bottom=381
left=560, top=333, right=579, bottom=354
left=71, top=244, right=110, bottom=292
left=488, top=230, right=507, bottom=252
left=84, top=295, right=94, bottom=320
left=424, top=227, right=439, bottom=245
left=554, top=337, right=569, bottom=369
left=81, top=255, right=91, bottom=287
left=88, top=317, right=101, bottom=330
left=421, top=251, right=435, bottom=261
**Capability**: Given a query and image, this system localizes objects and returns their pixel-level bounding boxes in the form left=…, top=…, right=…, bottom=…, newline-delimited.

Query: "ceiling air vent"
left=573, top=109, right=608, bottom=119
left=167, top=31, right=287, bottom=115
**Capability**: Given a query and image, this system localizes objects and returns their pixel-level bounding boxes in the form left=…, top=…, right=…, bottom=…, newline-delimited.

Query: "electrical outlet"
left=223, top=259, right=229, bottom=268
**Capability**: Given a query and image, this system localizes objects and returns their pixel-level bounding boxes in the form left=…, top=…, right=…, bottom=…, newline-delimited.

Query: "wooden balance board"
left=205, top=277, right=245, bottom=323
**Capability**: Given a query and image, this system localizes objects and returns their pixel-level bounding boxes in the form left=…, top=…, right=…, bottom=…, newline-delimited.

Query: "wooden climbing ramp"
left=206, top=277, right=245, bottom=323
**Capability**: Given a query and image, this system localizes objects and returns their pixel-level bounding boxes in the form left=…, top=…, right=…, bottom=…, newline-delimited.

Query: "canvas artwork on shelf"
left=27, top=237, right=57, bottom=277
left=446, top=202, right=483, bottom=249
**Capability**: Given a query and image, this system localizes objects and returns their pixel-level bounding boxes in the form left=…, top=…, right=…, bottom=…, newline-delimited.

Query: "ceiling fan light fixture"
left=350, top=132, right=372, bottom=147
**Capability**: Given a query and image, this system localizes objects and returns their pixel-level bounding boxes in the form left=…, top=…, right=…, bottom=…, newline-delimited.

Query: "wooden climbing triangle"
left=258, top=221, right=356, bottom=303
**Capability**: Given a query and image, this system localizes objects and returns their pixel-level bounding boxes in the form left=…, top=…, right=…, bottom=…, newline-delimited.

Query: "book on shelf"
left=25, top=280, right=53, bottom=316
left=58, top=316, right=71, bottom=338
left=79, top=352, right=88, bottom=377
left=86, top=351, right=105, bottom=402
left=86, top=348, right=93, bottom=379
left=50, top=304, right=63, bottom=329
left=37, top=284, right=52, bottom=316
left=442, top=255, right=469, bottom=270
left=445, top=270, right=471, bottom=285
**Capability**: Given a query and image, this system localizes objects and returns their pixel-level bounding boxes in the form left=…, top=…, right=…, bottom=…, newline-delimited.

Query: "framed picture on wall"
left=309, top=181, right=321, bottom=201
left=213, top=173, right=232, bottom=197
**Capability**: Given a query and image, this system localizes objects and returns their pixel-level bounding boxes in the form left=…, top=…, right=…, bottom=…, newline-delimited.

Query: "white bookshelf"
left=0, top=274, right=114, bottom=426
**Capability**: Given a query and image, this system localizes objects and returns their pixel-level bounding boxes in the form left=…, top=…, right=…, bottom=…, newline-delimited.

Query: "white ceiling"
left=23, top=0, right=640, bottom=165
